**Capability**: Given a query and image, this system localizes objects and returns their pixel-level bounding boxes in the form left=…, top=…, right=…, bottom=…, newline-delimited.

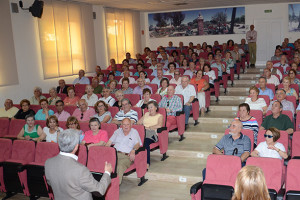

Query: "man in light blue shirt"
left=258, top=77, right=274, bottom=100
left=73, top=69, right=90, bottom=85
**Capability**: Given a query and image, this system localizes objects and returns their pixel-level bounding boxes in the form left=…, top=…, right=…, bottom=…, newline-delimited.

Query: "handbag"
left=145, top=129, right=158, bottom=142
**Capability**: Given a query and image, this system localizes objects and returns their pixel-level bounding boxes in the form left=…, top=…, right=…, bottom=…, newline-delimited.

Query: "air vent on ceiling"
left=174, top=2, right=188, bottom=5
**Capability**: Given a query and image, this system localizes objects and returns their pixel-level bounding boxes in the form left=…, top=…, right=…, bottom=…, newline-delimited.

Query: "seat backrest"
left=204, top=155, right=241, bottom=187
left=101, top=123, right=118, bottom=139
left=77, top=144, right=88, bottom=166
left=246, top=157, right=282, bottom=192
left=278, top=84, right=299, bottom=96
left=35, top=120, right=46, bottom=129
left=148, top=84, right=158, bottom=94
left=0, top=118, right=10, bottom=137
left=124, top=94, right=140, bottom=106
left=224, top=129, right=254, bottom=152
left=150, top=94, right=161, bottom=103
left=74, top=84, right=87, bottom=95
left=87, top=146, right=117, bottom=173
left=131, top=107, right=142, bottom=120
left=163, top=75, right=173, bottom=81
left=35, top=142, right=59, bottom=164
left=108, top=107, right=120, bottom=118
left=129, top=84, right=138, bottom=89
left=0, top=138, right=12, bottom=161
left=296, top=114, right=300, bottom=131
left=63, top=106, right=77, bottom=115
left=273, top=96, right=296, bottom=110
left=131, top=125, right=145, bottom=146
left=258, top=95, right=270, bottom=106
left=144, top=69, right=153, bottom=75
left=11, top=140, right=35, bottom=163
left=286, top=159, right=300, bottom=192
left=9, top=119, right=26, bottom=136
left=292, top=131, right=300, bottom=158
left=79, top=122, right=90, bottom=132
left=48, top=105, right=57, bottom=113
left=31, top=105, right=41, bottom=113
left=57, top=93, right=67, bottom=100
left=265, top=110, right=293, bottom=123
left=58, top=121, right=67, bottom=130
left=257, top=130, right=288, bottom=153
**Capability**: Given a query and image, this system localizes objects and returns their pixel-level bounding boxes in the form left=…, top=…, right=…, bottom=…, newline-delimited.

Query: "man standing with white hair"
left=45, top=129, right=112, bottom=199
left=175, top=76, right=196, bottom=128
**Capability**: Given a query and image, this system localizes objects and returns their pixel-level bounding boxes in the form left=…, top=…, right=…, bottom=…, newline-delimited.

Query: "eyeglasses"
left=80, top=113, right=84, bottom=120
left=167, top=101, right=169, bottom=107
left=264, top=134, right=273, bottom=138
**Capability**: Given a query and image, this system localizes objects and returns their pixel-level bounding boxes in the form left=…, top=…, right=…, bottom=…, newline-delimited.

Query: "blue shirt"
left=35, top=109, right=54, bottom=120
left=211, top=62, right=225, bottom=77
left=259, top=87, right=274, bottom=100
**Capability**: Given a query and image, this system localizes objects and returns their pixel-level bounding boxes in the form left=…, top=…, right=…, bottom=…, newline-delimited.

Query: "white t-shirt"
left=175, top=84, right=196, bottom=104
left=255, top=141, right=286, bottom=160
left=245, top=97, right=267, bottom=111
left=99, top=96, right=116, bottom=107
left=267, top=75, right=280, bottom=86
left=43, top=127, right=63, bottom=143
left=81, top=94, right=99, bottom=107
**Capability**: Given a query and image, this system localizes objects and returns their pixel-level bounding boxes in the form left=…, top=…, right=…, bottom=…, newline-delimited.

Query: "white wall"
left=0, top=0, right=102, bottom=106
left=141, top=3, right=300, bottom=50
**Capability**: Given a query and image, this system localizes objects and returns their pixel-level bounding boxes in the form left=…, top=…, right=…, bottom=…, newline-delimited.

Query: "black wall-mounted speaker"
left=29, top=0, right=44, bottom=18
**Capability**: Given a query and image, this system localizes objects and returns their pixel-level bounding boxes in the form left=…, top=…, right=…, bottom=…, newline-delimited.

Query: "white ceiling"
left=74, top=0, right=299, bottom=12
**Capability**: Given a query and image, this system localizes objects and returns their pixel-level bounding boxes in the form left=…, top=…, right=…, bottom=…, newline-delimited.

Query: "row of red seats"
left=190, top=151, right=300, bottom=200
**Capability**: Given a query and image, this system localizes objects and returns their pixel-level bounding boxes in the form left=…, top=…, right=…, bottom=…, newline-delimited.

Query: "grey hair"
left=58, top=129, right=80, bottom=153
left=49, top=87, right=56, bottom=93
left=34, top=87, right=42, bottom=93
left=121, top=98, right=131, bottom=105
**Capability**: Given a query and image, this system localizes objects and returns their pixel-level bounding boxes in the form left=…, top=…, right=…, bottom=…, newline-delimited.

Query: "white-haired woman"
left=30, top=87, right=46, bottom=105
left=48, top=87, right=61, bottom=105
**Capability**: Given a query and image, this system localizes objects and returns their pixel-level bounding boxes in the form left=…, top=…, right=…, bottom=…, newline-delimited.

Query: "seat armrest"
left=135, top=147, right=146, bottom=155
left=192, top=98, right=198, bottom=103
left=17, top=165, right=27, bottom=172
left=190, top=181, right=203, bottom=194
left=176, top=111, right=184, bottom=116
left=157, top=127, right=167, bottom=133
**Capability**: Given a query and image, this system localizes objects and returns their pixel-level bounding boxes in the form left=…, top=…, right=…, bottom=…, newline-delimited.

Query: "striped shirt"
left=234, top=117, right=259, bottom=144
left=114, top=109, right=138, bottom=123
left=215, top=133, right=251, bottom=157
left=159, top=95, right=183, bottom=116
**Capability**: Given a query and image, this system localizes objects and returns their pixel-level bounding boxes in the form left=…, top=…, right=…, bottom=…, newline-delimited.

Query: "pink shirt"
left=72, top=107, right=96, bottom=121
left=54, top=110, right=71, bottom=121
left=83, top=130, right=108, bottom=144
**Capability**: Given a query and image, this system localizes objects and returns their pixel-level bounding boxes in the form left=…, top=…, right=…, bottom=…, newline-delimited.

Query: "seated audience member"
left=121, top=78, right=133, bottom=94
left=271, top=49, right=282, bottom=61
left=111, top=99, right=138, bottom=125
left=81, top=85, right=99, bottom=106
left=195, top=43, right=204, bottom=54
left=63, top=87, right=80, bottom=106
left=206, top=52, right=215, bottom=64
left=211, top=55, right=226, bottom=80
left=72, top=99, right=95, bottom=122
left=113, top=90, right=124, bottom=109
left=119, top=70, right=135, bottom=84
left=230, top=45, right=244, bottom=69
left=159, top=85, right=183, bottom=128
left=239, top=38, right=249, bottom=53
left=232, top=166, right=271, bottom=200
left=166, top=41, right=176, bottom=51
left=107, top=58, right=116, bottom=70
left=137, top=101, right=163, bottom=167
left=66, top=116, right=84, bottom=142
left=149, top=58, right=158, bottom=70
left=170, top=70, right=182, bottom=85
left=198, top=58, right=206, bottom=71
left=73, top=69, right=90, bottom=85
left=157, top=78, right=169, bottom=97
left=136, top=88, right=155, bottom=109
left=180, top=58, right=189, bottom=70
left=251, top=127, right=288, bottom=160
left=134, top=64, right=146, bottom=76
left=109, top=80, right=118, bottom=94
left=222, top=51, right=234, bottom=73
left=267, top=89, right=295, bottom=115
left=164, top=62, right=176, bottom=78
left=133, top=78, right=152, bottom=97
left=43, top=115, right=63, bottom=143
left=203, top=120, right=251, bottom=180
left=126, top=52, right=136, bottom=64
left=17, top=114, right=45, bottom=141
left=288, top=69, right=300, bottom=88
left=98, top=72, right=105, bottom=84
left=105, top=118, right=142, bottom=184
left=183, top=62, right=197, bottom=79
left=274, top=55, right=289, bottom=74
left=94, top=100, right=112, bottom=123
left=190, top=70, right=209, bottom=116
left=235, top=103, right=259, bottom=145
left=282, top=76, right=298, bottom=100
left=30, top=87, right=46, bottom=105
left=260, top=101, right=294, bottom=135
left=151, top=68, right=164, bottom=86
left=139, top=71, right=150, bottom=84
left=263, top=68, right=279, bottom=86
left=45, top=129, right=112, bottom=199
left=56, top=79, right=68, bottom=94
left=35, top=99, right=54, bottom=120
left=203, top=64, right=216, bottom=88
left=81, top=118, right=108, bottom=149
left=54, top=100, right=70, bottom=121
left=99, top=87, right=116, bottom=107
left=14, top=99, right=35, bottom=119
left=93, top=65, right=102, bottom=77
left=175, top=76, right=196, bottom=127
left=48, top=87, right=61, bottom=105
left=0, top=99, right=18, bottom=118
left=258, top=76, right=274, bottom=100
left=266, top=61, right=282, bottom=80
left=111, top=65, right=121, bottom=76
left=105, top=72, right=115, bottom=86
left=91, top=77, right=103, bottom=94
left=245, top=86, right=267, bottom=114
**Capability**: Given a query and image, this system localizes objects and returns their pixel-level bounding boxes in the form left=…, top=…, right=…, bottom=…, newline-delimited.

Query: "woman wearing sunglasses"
left=251, top=127, right=287, bottom=160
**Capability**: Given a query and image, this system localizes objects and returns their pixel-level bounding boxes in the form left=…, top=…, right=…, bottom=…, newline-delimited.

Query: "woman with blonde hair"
left=232, top=165, right=270, bottom=200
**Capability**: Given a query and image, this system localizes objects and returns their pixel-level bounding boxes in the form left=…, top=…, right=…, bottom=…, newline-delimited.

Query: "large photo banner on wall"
left=289, top=4, right=300, bottom=32
left=148, top=7, right=245, bottom=38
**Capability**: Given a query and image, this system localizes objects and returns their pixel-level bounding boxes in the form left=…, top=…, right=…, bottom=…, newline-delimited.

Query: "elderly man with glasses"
left=266, top=89, right=295, bottom=115
left=111, top=98, right=138, bottom=125
left=0, top=99, right=18, bottom=118
left=170, top=70, right=182, bottom=85
left=72, top=99, right=95, bottom=121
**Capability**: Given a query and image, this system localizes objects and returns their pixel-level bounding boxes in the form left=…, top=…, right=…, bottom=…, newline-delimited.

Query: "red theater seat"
left=285, top=159, right=300, bottom=199
left=0, top=139, right=12, bottom=192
